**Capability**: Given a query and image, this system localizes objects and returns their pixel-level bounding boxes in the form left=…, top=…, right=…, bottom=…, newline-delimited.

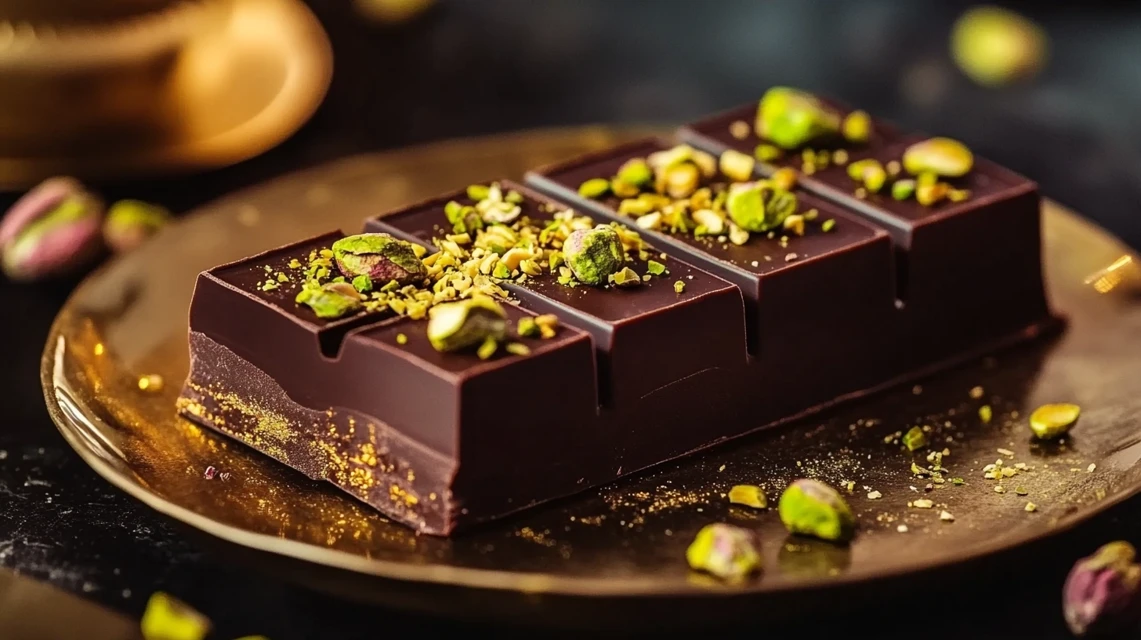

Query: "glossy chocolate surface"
left=525, top=138, right=901, bottom=398
left=365, top=179, right=748, bottom=407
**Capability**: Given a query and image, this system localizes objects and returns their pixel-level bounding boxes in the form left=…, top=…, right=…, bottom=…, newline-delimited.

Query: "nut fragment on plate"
left=685, top=523, right=761, bottom=580
left=778, top=479, right=856, bottom=542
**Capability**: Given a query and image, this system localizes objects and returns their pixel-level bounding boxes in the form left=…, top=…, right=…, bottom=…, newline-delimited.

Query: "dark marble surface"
left=4, top=0, right=1141, bottom=637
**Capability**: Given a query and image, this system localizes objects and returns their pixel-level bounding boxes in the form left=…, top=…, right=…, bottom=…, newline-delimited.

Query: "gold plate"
left=0, top=0, right=331, bottom=189
left=40, top=128, right=1141, bottom=626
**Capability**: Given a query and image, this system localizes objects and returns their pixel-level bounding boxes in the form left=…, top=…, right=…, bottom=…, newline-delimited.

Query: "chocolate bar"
left=179, top=88, right=1058, bottom=535
left=676, top=88, right=1050, bottom=366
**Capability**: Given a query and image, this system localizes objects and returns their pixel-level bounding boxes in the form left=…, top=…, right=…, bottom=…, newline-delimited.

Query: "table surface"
left=5, top=1, right=1141, bottom=637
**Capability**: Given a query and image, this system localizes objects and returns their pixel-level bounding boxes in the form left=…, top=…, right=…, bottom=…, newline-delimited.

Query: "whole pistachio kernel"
left=892, top=179, right=917, bottom=201
left=952, top=5, right=1047, bottom=88
left=562, top=225, right=625, bottom=285
left=686, top=523, right=762, bottom=581
left=727, top=181, right=797, bottom=233
left=778, top=479, right=856, bottom=542
left=140, top=592, right=212, bottom=640
left=842, top=110, right=873, bottom=144
left=903, top=426, right=928, bottom=451
left=295, top=281, right=362, bottom=319
left=1063, top=540, right=1141, bottom=637
left=332, top=233, right=427, bottom=285
left=578, top=178, right=610, bottom=199
left=728, top=484, right=768, bottom=509
left=719, top=149, right=756, bottom=183
left=0, top=177, right=104, bottom=281
left=427, top=295, right=507, bottom=353
left=103, top=199, right=170, bottom=253
left=616, top=158, right=653, bottom=188
left=903, top=137, right=974, bottom=178
left=755, top=86, right=841, bottom=150
left=1029, top=403, right=1080, bottom=440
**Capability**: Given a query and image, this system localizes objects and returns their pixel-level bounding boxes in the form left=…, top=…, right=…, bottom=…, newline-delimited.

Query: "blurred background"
left=4, top=0, right=1141, bottom=638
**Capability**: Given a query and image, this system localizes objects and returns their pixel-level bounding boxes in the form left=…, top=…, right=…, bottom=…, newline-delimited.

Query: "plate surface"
left=0, top=0, right=332, bottom=189
left=40, top=128, right=1141, bottom=624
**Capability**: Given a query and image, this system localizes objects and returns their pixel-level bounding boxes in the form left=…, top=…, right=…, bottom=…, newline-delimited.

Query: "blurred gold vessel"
left=0, top=0, right=332, bottom=188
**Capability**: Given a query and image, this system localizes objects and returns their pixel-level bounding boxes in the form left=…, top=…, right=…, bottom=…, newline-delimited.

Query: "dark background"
left=4, top=1, right=1141, bottom=637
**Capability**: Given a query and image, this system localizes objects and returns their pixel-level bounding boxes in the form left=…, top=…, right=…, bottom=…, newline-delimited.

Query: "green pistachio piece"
left=778, top=479, right=856, bottom=542
left=903, top=137, right=974, bottom=177
left=466, top=184, right=491, bottom=201
left=331, top=233, right=426, bottom=285
left=755, top=143, right=783, bottom=163
left=517, top=316, right=540, bottom=338
left=755, top=86, right=842, bottom=150
left=562, top=225, right=625, bottom=286
left=719, top=149, right=756, bottom=183
left=728, top=484, right=767, bottom=509
left=903, top=426, right=928, bottom=451
left=686, top=523, right=761, bottom=580
left=646, top=259, right=666, bottom=276
left=664, top=163, right=700, bottom=199
left=916, top=182, right=949, bottom=207
left=351, top=274, right=373, bottom=293
left=295, top=281, right=362, bottom=319
left=608, top=266, right=641, bottom=287
left=610, top=178, right=641, bottom=199
left=103, top=199, right=170, bottom=253
left=726, top=181, right=798, bottom=233
left=769, top=167, right=798, bottom=192
left=674, top=280, right=686, bottom=294
left=842, top=110, right=872, bottom=144
left=426, top=296, right=507, bottom=353
left=846, top=158, right=883, bottom=182
left=863, top=164, right=887, bottom=193
left=951, top=6, right=1047, bottom=87
left=140, top=592, right=211, bottom=640
left=616, top=158, right=653, bottom=187
left=578, top=178, right=611, bottom=199
left=1029, top=403, right=1080, bottom=440
left=476, top=336, right=499, bottom=360
left=892, top=179, right=917, bottom=201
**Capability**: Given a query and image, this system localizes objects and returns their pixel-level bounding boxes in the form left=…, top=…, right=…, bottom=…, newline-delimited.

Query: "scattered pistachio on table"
left=778, top=478, right=856, bottom=543
left=1063, top=541, right=1141, bottom=637
left=685, top=523, right=762, bottom=581
left=103, top=199, right=170, bottom=253
left=0, top=176, right=104, bottom=281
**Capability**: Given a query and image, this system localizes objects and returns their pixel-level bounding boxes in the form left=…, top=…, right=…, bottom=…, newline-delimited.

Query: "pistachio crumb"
left=1025, top=502, right=1037, bottom=512
left=994, top=485, right=1006, bottom=494
left=912, top=499, right=934, bottom=509
left=979, top=405, right=993, bottom=423
left=997, top=448, right=1015, bottom=457
left=969, top=385, right=985, bottom=399
left=476, top=337, right=498, bottom=360
left=821, top=219, right=836, bottom=233
left=674, top=280, right=686, bottom=294
left=505, top=342, right=531, bottom=356
left=784, top=253, right=798, bottom=262
left=396, top=333, right=408, bottom=345
left=897, top=524, right=909, bottom=533
left=940, top=510, right=955, bottom=522
left=646, top=260, right=667, bottom=276
left=727, top=484, right=767, bottom=509
left=729, top=120, right=751, bottom=140
left=1088, top=463, right=1097, bottom=473
left=867, top=490, right=882, bottom=500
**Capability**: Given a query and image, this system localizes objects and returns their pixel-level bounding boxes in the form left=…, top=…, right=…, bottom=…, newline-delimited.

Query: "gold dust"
left=349, top=467, right=376, bottom=491
left=390, top=483, right=419, bottom=507
left=515, top=526, right=557, bottom=548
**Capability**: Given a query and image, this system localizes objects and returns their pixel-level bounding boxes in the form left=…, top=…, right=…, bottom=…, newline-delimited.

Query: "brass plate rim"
left=39, top=127, right=1141, bottom=599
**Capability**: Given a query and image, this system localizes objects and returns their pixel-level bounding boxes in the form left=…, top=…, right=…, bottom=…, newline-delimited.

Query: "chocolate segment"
left=678, top=99, right=1050, bottom=367
left=364, top=180, right=748, bottom=407
left=525, top=139, right=900, bottom=403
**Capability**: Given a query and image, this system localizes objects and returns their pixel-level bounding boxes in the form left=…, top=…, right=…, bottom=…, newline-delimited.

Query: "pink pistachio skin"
left=1, top=205, right=103, bottom=281
left=1063, top=541, right=1141, bottom=637
left=0, top=177, right=84, bottom=248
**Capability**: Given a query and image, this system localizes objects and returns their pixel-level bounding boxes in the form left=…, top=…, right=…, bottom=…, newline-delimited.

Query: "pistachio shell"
left=903, top=137, right=974, bottom=178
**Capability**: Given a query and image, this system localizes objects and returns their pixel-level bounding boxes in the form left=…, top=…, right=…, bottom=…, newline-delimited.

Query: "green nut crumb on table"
left=778, top=479, right=856, bottom=543
left=685, top=523, right=762, bottom=581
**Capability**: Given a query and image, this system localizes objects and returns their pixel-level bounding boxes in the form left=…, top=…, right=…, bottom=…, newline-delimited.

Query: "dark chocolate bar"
left=179, top=89, right=1058, bottom=535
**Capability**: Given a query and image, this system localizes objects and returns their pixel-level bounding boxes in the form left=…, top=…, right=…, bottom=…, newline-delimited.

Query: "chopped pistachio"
left=769, top=167, right=798, bottom=192
left=916, top=182, right=949, bottom=207
left=940, top=510, right=955, bottom=522
left=728, top=223, right=750, bottom=246
left=842, top=110, right=872, bottom=144
left=534, top=314, right=559, bottom=338
left=947, top=188, right=971, bottom=203
left=832, top=149, right=849, bottom=165
left=505, top=342, right=531, bottom=356
left=846, top=158, right=883, bottom=183
left=727, top=181, right=797, bottom=233
left=665, top=163, right=701, bottom=199
left=646, top=260, right=667, bottom=276
left=1025, top=502, right=1037, bottom=512
left=755, top=143, right=783, bottom=163
left=903, top=426, right=928, bottom=451
left=396, top=333, right=408, bottom=345
left=686, top=523, right=761, bottom=580
left=608, top=266, right=642, bottom=287
left=912, top=499, right=934, bottom=509
left=351, top=274, right=373, bottom=293
left=140, top=592, right=211, bottom=640
left=979, top=405, right=993, bottom=423
left=1029, top=403, right=1080, bottom=440
left=728, top=484, right=768, bottom=509
left=755, top=87, right=841, bottom=149
left=616, top=158, right=653, bottom=188
left=778, top=479, right=855, bottom=542
left=578, top=178, right=611, bottom=199
left=466, top=184, right=491, bottom=201
left=782, top=214, right=806, bottom=237
left=610, top=178, right=641, bottom=199
left=295, top=281, right=362, bottom=319
left=674, top=280, right=686, bottom=294
left=903, top=137, right=974, bottom=177
left=821, top=219, right=836, bottom=233
left=476, top=336, right=498, bottom=360
left=426, top=296, right=507, bottom=353
left=492, top=261, right=512, bottom=279
left=863, top=165, right=887, bottom=193
left=892, top=179, right=917, bottom=201
left=729, top=120, right=752, bottom=140
left=517, top=316, right=539, bottom=338
left=719, top=149, right=756, bottom=182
